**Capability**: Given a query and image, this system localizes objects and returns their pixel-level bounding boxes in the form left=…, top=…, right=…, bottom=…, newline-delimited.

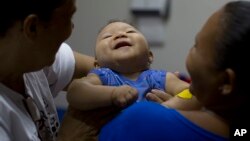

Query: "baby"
left=67, top=20, right=192, bottom=110
left=58, top=20, right=200, bottom=141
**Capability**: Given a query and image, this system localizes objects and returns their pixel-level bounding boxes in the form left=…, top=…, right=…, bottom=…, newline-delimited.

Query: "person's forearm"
left=73, top=51, right=95, bottom=79
left=67, top=79, right=116, bottom=111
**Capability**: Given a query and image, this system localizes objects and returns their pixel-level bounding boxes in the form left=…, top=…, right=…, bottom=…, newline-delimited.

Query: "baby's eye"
left=127, top=30, right=136, bottom=33
left=102, top=34, right=112, bottom=39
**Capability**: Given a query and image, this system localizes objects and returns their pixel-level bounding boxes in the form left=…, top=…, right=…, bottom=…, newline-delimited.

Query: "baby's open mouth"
left=114, top=41, right=132, bottom=49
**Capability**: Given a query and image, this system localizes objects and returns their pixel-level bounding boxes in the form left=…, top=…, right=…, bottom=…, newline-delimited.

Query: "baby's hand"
left=111, top=85, right=138, bottom=108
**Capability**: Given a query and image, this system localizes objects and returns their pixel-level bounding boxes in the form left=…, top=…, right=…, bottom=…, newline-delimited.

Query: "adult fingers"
left=146, top=89, right=173, bottom=103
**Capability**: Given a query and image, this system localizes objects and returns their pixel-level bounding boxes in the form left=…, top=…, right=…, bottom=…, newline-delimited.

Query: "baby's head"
left=94, top=20, right=153, bottom=74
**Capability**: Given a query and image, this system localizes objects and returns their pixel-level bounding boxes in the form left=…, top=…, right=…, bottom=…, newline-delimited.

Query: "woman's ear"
left=221, top=68, right=235, bottom=95
left=22, top=14, right=39, bottom=40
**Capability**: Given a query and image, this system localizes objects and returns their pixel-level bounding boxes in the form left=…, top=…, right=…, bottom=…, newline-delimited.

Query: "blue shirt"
left=99, top=101, right=229, bottom=141
left=90, top=68, right=166, bottom=101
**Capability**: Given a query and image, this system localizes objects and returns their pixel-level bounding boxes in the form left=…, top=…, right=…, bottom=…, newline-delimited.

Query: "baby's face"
left=95, top=22, right=152, bottom=71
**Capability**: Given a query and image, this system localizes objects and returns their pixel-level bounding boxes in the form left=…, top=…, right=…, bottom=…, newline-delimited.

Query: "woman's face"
left=186, top=9, right=225, bottom=107
left=30, top=0, right=76, bottom=69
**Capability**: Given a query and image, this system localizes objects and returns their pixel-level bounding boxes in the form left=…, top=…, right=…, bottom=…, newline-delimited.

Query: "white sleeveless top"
left=0, top=43, right=75, bottom=141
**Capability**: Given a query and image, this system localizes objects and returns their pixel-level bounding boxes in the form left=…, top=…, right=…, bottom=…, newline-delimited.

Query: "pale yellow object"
left=176, top=89, right=193, bottom=99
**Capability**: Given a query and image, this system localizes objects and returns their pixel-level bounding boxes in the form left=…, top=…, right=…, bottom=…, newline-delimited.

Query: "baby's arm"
left=67, top=73, right=138, bottom=111
left=146, top=72, right=189, bottom=102
left=165, top=72, right=189, bottom=95
left=163, top=72, right=202, bottom=110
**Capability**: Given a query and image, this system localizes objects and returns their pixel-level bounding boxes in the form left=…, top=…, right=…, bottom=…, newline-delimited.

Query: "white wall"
left=55, top=0, right=236, bottom=108
left=66, top=0, right=235, bottom=72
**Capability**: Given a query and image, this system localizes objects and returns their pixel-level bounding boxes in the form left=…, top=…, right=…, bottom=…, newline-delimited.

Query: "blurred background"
left=55, top=0, right=238, bottom=121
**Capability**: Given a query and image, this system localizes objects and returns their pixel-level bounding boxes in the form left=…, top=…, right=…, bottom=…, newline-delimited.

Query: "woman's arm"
left=72, top=51, right=95, bottom=78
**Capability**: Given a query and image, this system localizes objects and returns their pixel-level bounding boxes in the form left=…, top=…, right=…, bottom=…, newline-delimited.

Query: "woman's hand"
left=146, top=89, right=173, bottom=103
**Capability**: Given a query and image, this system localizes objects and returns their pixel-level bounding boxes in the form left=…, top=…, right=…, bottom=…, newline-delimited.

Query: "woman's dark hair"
left=215, top=1, right=250, bottom=91
left=0, top=0, right=66, bottom=37
left=215, top=1, right=250, bottom=140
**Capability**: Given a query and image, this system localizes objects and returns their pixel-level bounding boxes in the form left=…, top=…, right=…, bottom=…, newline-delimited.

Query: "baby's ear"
left=94, top=60, right=100, bottom=68
left=148, top=50, right=154, bottom=64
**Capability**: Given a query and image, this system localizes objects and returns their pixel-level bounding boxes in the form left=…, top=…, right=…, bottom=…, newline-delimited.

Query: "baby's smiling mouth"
left=114, top=41, right=132, bottom=49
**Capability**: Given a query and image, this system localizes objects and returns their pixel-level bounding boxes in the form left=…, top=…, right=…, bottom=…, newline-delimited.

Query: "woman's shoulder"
left=179, top=109, right=229, bottom=138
